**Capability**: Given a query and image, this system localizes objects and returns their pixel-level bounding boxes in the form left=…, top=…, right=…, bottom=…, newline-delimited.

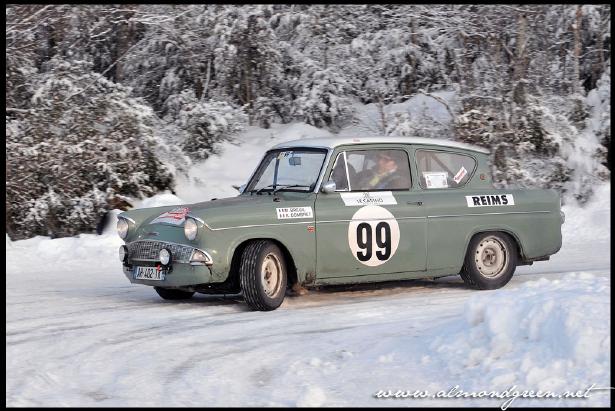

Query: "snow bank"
left=133, top=192, right=185, bottom=208
left=561, top=183, right=610, bottom=242
left=514, top=182, right=610, bottom=274
left=344, top=90, right=457, bottom=137
left=6, top=190, right=185, bottom=276
left=7, top=231, right=123, bottom=277
left=429, top=272, right=610, bottom=406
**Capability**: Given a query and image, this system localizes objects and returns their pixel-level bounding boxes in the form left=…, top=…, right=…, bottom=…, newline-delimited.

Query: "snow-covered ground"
left=6, top=175, right=610, bottom=406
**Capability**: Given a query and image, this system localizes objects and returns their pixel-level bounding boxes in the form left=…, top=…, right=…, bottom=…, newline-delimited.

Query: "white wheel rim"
left=261, top=253, right=282, bottom=297
left=475, top=236, right=508, bottom=278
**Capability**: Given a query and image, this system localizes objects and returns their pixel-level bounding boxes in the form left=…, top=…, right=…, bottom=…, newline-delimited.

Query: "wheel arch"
left=228, top=238, right=299, bottom=290
left=463, top=227, right=525, bottom=262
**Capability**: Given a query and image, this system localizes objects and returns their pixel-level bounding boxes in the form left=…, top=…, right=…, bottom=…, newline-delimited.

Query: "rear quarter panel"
left=424, top=188, right=562, bottom=272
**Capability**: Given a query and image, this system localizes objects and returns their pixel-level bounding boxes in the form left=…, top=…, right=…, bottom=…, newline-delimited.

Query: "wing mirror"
left=321, top=180, right=337, bottom=194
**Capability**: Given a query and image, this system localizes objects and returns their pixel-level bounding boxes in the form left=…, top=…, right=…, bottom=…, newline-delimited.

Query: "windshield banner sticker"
left=276, top=206, right=314, bottom=219
left=150, top=207, right=191, bottom=225
left=466, top=194, right=515, bottom=207
left=340, top=191, right=398, bottom=206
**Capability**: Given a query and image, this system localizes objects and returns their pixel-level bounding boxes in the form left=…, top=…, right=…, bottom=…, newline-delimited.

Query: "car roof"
left=271, top=136, right=490, bottom=154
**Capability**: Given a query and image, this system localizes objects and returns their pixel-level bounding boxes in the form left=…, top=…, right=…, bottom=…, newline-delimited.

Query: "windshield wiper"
left=273, top=184, right=311, bottom=193
left=251, top=184, right=311, bottom=195
left=252, top=184, right=276, bottom=195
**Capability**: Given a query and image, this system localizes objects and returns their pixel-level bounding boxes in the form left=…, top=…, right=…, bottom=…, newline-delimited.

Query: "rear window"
left=415, top=150, right=475, bottom=189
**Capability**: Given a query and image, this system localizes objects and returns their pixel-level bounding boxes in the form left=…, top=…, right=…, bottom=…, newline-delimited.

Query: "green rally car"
left=117, top=137, right=564, bottom=311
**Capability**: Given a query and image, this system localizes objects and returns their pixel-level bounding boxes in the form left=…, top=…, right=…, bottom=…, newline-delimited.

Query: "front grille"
left=127, top=240, right=194, bottom=263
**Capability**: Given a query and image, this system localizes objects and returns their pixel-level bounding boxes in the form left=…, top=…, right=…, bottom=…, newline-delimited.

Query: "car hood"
left=120, top=192, right=316, bottom=240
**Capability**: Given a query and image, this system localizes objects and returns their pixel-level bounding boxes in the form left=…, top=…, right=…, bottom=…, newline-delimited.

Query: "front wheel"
left=154, top=287, right=195, bottom=300
left=460, top=232, right=517, bottom=290
left=239, top=240, right=287, bottom=311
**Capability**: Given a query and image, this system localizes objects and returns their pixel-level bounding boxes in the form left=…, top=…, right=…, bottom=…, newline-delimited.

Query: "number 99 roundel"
left=347, top=205, right=400, bottom=267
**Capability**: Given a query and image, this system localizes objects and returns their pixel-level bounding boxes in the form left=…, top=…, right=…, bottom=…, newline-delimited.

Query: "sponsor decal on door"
left=465, top=194, right=515, bottom=207
left=276, top=206, right=314, bottom=219
left=340, top=191, right=397, bottom=206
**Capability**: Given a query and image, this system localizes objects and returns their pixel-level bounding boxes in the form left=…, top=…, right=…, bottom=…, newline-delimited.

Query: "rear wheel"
left=240, top=240, right=287, bottom=311
left=154, top=287, right=195, bottom=300
left=460, top=232, right=517, bottom=289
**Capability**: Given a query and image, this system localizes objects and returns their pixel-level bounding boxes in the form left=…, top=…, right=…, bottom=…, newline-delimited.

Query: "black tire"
left=460, top=232, right=518, bottom=290
left=154, top=287, right=195, bottom=300
left=240, top=240, right=287, bottom=311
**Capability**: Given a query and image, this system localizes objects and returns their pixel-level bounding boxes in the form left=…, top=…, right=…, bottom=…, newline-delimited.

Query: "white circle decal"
left=348, top=205, right=400, bottom=267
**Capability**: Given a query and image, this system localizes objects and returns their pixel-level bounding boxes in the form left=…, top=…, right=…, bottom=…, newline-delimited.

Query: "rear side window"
left=415, top=150, right=476, bottom=189
left=329, top=149, right=412, bottom=191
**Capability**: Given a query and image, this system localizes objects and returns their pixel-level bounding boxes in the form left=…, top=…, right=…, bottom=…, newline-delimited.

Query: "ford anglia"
left=117, top=137, right=564, bottom=311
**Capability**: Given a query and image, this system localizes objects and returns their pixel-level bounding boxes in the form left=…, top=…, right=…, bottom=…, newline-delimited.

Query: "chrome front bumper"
left=122, top=240, right=216, bottom=287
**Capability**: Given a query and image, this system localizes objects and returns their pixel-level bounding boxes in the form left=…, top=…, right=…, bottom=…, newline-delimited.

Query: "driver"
left=361, top=151, right=407, bottom=190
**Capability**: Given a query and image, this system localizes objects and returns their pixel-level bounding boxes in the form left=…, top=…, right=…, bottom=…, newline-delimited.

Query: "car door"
left=314, top=145, right=427, bottom=279
left=413, top=147, right=481, bottom=271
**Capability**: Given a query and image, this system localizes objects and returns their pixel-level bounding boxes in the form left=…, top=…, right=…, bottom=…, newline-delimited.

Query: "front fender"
left=200, top=223, right=316, bottom=284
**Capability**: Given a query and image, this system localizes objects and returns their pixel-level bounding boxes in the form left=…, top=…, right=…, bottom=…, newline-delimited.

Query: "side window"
left=415, top=150, right=476, bottom=189
left=328, top=149, right=411, bottom=191
left=330, top=152, right=350, bottom=191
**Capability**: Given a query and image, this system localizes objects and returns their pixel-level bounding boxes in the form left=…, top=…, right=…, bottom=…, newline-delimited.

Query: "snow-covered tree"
left=6, top=58, right=177, bottom=239
left=164, top=90, right=247, bottom=160
left=212, top=5, right=287, bottom=125
left=293, top=66, right=354, bottom=132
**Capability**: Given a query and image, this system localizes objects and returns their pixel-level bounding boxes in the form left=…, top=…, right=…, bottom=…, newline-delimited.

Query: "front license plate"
left=134, top=266, right=165, bottom=281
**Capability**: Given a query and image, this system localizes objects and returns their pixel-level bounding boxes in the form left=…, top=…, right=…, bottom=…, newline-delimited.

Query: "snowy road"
left=6, top=186, right=611, bottom=407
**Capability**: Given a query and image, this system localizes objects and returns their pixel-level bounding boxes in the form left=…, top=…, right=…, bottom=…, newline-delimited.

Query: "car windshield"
left=246, top=148, right=327, bottom=193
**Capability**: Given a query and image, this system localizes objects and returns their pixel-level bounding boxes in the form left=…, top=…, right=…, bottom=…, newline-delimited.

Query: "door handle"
left=406, top=201, right=423, bottom=206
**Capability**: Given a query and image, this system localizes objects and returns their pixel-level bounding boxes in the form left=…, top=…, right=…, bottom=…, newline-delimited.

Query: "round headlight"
left=119, top=245, right=128, bottom=263
left=117, top=218, right=129, bottom=239
left=159, top=248, right=171, bottom=266
left=184, top=218, right=198, bottom=240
